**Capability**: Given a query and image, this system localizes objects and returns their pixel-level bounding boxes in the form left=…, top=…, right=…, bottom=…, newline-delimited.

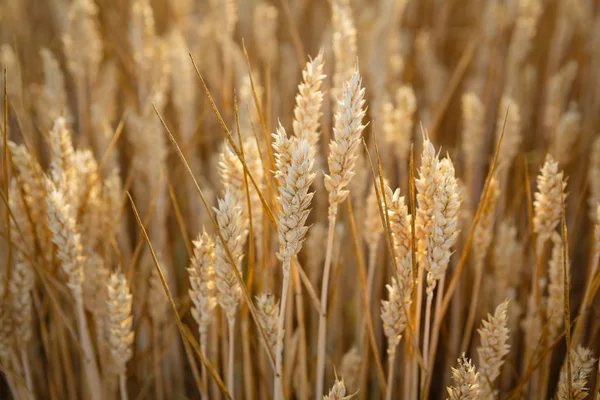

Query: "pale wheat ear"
left=476, top=300, right=511, bottom=399
left=447, top=354, right=479, bottom=400
left=106, top=270, right=134, bottom=400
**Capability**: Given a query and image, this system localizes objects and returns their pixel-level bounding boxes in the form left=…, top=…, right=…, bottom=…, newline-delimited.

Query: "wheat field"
left=1, top=0, right=600, bottom=399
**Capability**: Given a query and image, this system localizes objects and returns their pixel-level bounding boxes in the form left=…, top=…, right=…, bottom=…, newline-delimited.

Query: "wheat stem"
left=227, top=318, right=235, bottom=396
left=423, top=292, right=433, bottom=379
left=386, top=350, right=397, bottom=400
left=274, top=259, right=291, bottom=400
left=316, top=207, right=338, bottom=399
left=460, top=258, right=483, bottom=353
left=75, top=296, right=102, bottom=400
left=119, top=374, right=128, bottom=400
left=152, top=326, right=164, bottom=400
left=19, top=348, right=33, bottom=395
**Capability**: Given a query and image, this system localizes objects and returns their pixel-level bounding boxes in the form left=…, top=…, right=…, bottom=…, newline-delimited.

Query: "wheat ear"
left=272, top=124, right=315, bottom=400
left=318, top=68, right=365, bottom=398
left=446, top=354, right=480, bottom=400
left=556, top=346, right=596, bottom=400
left=106, top=271, right=134, bottom=400
left=213, top=190, right=248, bottom=395
left=476, top=300, right=511, bottom=399
left=188, top=229, right=216, bottom=400
left=423, top=156, right=461, bottom=381
left=461, top=176, right=500, bottom=352
left=46, top=181, right=102, bottom=400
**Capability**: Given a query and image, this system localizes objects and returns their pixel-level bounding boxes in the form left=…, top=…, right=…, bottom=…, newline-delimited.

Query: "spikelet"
left=0, top=289, right=13, bottom=362
left=106, top=271, right=134, bottom=375
left=461, top=92, right=486, bottom=184
left=129, top=0, right=156, bottom=73
left=167, top=28, right=196, bottom=140
left=533, top=154, right=567, bottom=245
left=9, top=254, right=34, bottom=344
left=323, top=376, right=353, bottom=400
left=213, top=191, right=248, bottom=322
left=472, top=177, right=500, bottom=263
left=0, top=45, right=23, bottom=106
left=447, top=354, right=480, bottom=400
left=48, top=118, right=77, bottom=207
left=253, top=2, right=279, bottom=66
left=75, top=149, right=103, bottom=248
left=415, top=136, right=440, bottom=266
left=385, top=185, right=412, bottom=266
left=552, top=103, right=581, bottom=165
left=62, top=0, right=103, bottom=82
left=364, top=178, right=386, bottom=253
left=188, top=230, right=217, bottom=338
left=331, top=0, right=357, bottom=100
left=210, top=0, right=237, bottom=40
left=495, top=94, right=522, bottom=170
left=324, top=69, right=367, bottom=208
left=272, top=126, right=316, bottom=262
left=293, top=51, right=326, bottom=156
left=543, top=61, right=578, bottom=131
left=557, top=346, right=597, bottom=400
left=147, top=253, right=171, bottom=326
left=101, top=169, right=123, bottom=243
left=35, top=48, right=70, bottom=125
left=415, top=31, right=447, bottom=112
left=218, top=142, right=247, bottom=211
left=83, top=251, right=109, bottom=317
left=426, top=157, right=461, bottom=292
left=547, top=232, right=568, bottom=340
left=243, top=138, right=265, bottom=244
left=588, top=137, right=600, bottom=222
left=8, top=142, right=46, bottom=218
left=493, top=220, right=522, bottom=304
left=477, top=300, right=510, bottom=399
left=381, top=278, right=409, bottom=353
left=505, top=0, right=542, bottom=92
left=255, top=293, right=279, bottom=352
left=46, top=181, right=85, bottom=296
left=393, top=85, right=417, bottom=162
left=340, top=347, right=361, bottom=394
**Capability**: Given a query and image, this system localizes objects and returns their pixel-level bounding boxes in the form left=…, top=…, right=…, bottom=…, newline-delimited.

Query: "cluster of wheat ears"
left=1, top=0, right=600, bottom=399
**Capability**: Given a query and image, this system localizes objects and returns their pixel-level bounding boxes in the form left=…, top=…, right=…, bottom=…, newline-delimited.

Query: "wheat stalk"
left=272, top=124, right=315, bottom=400
left=106, top=271, right=134, bottom=400
left=318, top=68, right=366, bottom=398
